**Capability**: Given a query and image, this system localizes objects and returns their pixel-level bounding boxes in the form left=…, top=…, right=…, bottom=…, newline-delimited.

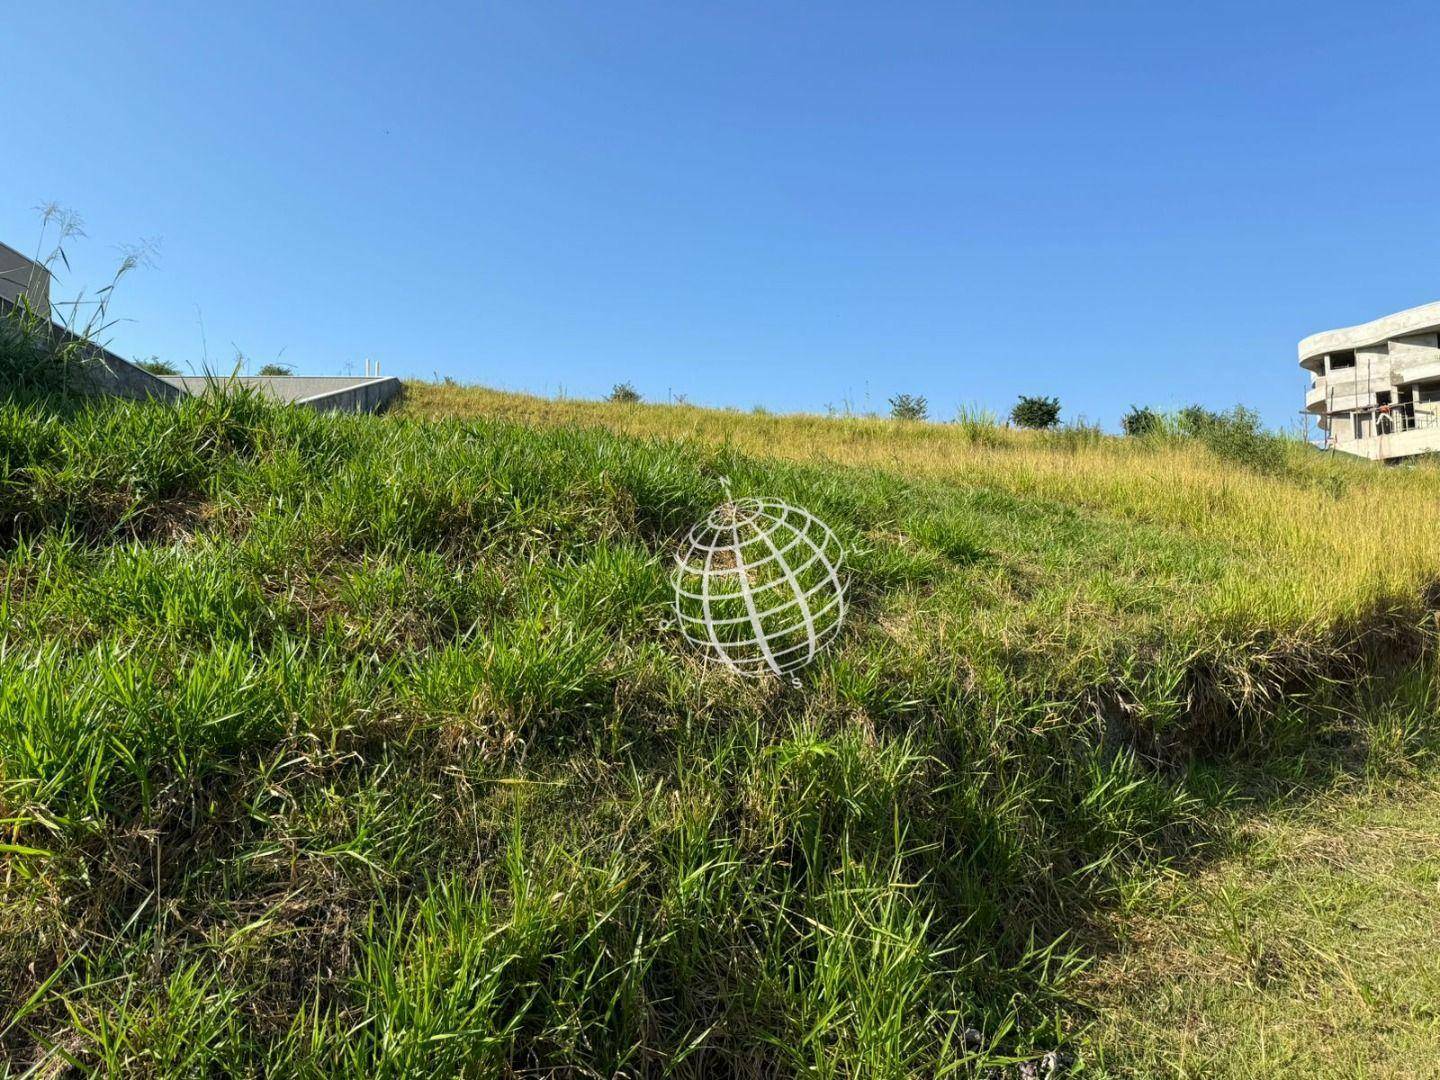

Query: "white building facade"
left=1301, top=301, right=1440, bottom=461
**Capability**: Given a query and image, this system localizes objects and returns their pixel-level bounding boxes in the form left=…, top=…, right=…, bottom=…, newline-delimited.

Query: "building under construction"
left=1301, top=300, right=1440, bottom=462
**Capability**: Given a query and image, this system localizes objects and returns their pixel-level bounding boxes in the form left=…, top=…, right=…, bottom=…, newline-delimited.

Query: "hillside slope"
left=2, top=371, right=1438, bottom=1076
left=400, top=384, right=1440, bottom=630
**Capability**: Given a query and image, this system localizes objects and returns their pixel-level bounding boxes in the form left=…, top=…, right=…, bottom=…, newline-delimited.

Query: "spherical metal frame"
left=671, top=497, right=847, bottom=680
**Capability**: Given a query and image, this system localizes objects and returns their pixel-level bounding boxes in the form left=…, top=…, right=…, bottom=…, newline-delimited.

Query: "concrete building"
left=1301, top=300, right=1440, bottom=461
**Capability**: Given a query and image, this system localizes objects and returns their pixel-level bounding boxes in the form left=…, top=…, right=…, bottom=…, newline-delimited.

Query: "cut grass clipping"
left=4, top=354, right=1440, bottom=1075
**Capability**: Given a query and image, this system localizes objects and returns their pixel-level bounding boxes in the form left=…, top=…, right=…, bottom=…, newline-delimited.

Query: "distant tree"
left=1011, top=395, right=1061, bottom=429
left=888, top=393, right=928, bottom=421
left=608, top=382, right=641, bottom=404
left=257, top=363, right=293, bottom=376
left=135, top=357, right=179, bottom=375
left=1121, top=404, right=1162, bottom=436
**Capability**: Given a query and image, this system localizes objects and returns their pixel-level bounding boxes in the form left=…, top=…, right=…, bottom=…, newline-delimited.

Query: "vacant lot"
left=3, top=365, right=1438, bottom=1076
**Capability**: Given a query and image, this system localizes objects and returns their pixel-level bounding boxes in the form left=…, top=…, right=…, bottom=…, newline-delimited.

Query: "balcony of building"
left=1330, top=401, right=1440, bottom=460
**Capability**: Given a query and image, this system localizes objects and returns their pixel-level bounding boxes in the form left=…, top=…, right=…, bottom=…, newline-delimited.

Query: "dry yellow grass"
left=398, top=383, right=1440, bottom=629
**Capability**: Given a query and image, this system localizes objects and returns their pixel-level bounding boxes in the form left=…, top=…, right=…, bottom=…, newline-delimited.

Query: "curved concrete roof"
left=1299, top=300, right=1440, bottom=364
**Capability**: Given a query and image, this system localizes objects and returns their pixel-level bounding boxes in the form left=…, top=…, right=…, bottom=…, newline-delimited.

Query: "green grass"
left=3, top=346, right=1440, bottom=1075
left=1079, top=773, right=1440, bottom=1077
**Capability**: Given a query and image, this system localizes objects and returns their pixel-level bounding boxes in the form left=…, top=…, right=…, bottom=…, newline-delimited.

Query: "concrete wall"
left=3, top=271, right=400, bottom=415
left=297, top=377, right=402, bottom=413
left=1, top=318, right=400, bottom=413
left=159, top=375, right=402, bottom=413
left=0, top=295, right=181, bottom=402
left=0, top=241, right=50, bottom=316
left=1, top=246, right=177, bottom=402
left=73, top=341, right=185, bottom=402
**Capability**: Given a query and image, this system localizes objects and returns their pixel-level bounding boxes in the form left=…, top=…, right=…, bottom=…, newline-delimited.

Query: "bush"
left=257, top=363, right=293, bottom=376
left=1121, top=405, right=1162, bottom=436
left=1175, top=405, right=1217, bottom=437
left=136, top=358, right=180, bottom=375
left=1011, top=395, right=1061, bottom=429
left=608, top=382, right=641, bottom=404
left=888, top=393, right=928, bottom=421
left=1177, top=404, right=1287, bottom=474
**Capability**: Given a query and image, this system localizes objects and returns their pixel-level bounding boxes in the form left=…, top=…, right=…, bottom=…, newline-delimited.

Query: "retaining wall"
left=4, top=296, right=403, bottom=414
left=296, top=377, right=402, bottom=413
left=160, top=375, right=402, bottom=413
left=0, top=297, right=181, bottom=402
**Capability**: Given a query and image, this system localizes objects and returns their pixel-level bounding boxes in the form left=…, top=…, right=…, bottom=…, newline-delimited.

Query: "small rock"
left=963, top=1027, right=984, bottom=1051
left=1019, top=1062, right=1041, bottom=1080
left=1042, top=1049, right=1075, bottom=1076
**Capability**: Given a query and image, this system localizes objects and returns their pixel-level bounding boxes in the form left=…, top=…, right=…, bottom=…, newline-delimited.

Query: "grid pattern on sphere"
left=672, top=498, right=846, bottom=678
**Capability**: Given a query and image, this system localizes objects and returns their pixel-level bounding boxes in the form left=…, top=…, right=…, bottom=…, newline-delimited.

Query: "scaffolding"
left=1305, top=371, right=1439, bottom=452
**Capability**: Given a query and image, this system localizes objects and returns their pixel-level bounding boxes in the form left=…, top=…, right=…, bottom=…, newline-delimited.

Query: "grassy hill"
left=3, top=359, right=1439, bottom=1075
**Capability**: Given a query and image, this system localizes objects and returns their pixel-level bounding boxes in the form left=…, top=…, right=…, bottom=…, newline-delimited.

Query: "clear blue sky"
left=5, top=2, right=1438, bottom=428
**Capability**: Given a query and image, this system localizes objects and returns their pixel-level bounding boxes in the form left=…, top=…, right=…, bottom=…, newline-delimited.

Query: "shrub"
left=608, top=382, right=641, bottom=404
left=1175, top=405, right=1218, bottom=437
left=1121, top=405, right=1162, bottom=436
left=888, top=393, right=928, bottom=421
left=136, top=358, right=180, bottom=375
left=1177, top=404, right=1287, bottom=474
left=257, top=363, right=293, bottom=376
left=1011, top=395, right=1061, bottom=429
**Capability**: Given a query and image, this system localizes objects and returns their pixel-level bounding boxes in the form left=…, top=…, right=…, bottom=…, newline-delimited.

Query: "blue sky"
left=4, top=2, right=1439, bottom=428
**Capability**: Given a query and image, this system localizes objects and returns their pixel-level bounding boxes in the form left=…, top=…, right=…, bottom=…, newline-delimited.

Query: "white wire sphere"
left=672, top=497, right=847, bottom=680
